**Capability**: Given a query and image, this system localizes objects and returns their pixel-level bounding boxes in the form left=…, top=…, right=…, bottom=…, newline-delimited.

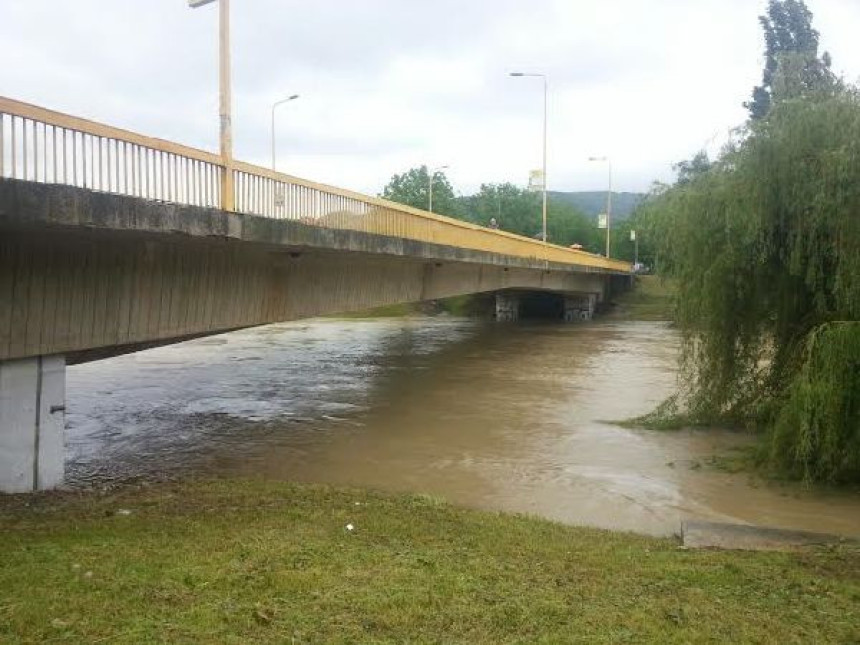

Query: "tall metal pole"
left=589, top=156, right=613, bottom=258
left=509, top=72, right=547, bottom=242
left=219, top=0, right=234, bottom=211
left=606, top=160, right=612, bottom=258
left=541, top=75, right=547, bottom=243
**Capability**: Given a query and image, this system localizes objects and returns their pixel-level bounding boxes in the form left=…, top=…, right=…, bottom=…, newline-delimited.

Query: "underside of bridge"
left=0, top=179, right=630, bottom=492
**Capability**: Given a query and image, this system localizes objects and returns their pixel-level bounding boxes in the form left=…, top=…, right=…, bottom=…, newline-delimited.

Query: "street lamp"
left=509, top=71, right=547, bottom=242
left=589, top=156, right=612, bottom=258
left=189, top=0, right=234, bottom=210
left=271, top=94, right=300, bottom=171
left=428, top=164, right=449, bottom=213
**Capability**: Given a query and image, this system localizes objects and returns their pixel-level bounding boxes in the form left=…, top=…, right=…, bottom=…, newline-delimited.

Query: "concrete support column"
left=495, top=293, right=520, bottom=322
left=0, top=356, right=66, bottom=493
left=563, top=294, right=597, bottom=322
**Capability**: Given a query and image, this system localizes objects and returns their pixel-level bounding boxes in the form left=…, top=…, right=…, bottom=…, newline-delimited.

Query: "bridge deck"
left=0, top=96, right=630, bottom=275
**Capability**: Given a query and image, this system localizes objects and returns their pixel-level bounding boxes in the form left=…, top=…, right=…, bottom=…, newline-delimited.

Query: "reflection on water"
left=67, top=317, right=860, bottom=537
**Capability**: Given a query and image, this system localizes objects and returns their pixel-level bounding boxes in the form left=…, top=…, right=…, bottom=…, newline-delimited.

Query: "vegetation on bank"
left=609, top=275, right=675, bottom=321
left=1, top=479, right=858, bottom=644
left=633, top=0, right=860, bottom=483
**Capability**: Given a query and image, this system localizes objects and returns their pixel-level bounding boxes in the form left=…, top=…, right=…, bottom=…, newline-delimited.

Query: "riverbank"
left=2, top=479, right=858, bottom=643
left=609, top=275, right=675, bottom=321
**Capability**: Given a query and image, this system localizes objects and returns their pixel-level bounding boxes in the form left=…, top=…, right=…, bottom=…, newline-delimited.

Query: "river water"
left=66, top=317, right=860, bottom=537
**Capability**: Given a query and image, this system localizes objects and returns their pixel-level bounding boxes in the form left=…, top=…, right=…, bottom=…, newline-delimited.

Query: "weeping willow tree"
left=641, top=85, right=860, bottom=483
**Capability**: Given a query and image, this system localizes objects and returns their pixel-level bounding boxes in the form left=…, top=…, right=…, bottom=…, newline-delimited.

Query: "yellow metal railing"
left=0, top=96, right=630, bottom=273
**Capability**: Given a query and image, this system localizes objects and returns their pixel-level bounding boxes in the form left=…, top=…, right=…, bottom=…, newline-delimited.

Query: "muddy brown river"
left=66, top=317, right=860, bottom=537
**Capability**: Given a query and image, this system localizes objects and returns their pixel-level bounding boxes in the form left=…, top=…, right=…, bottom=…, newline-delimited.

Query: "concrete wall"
left=1, top=179, right=616, bottom=363
left=1, top=229, right=609, bottom=363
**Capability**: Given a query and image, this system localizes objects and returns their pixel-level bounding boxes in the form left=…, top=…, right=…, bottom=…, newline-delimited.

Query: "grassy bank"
left=2, top=480, right=858, bottom=643
left=610, top=275, right=675, bottom=321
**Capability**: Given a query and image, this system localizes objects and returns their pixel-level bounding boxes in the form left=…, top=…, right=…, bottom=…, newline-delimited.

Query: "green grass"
left=1, top=480, right=858, bottom=643
left=611, top=275, right=676, bottom=321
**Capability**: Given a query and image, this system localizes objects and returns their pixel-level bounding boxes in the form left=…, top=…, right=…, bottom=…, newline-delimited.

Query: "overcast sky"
left=3, top=1, right=859, bottom=196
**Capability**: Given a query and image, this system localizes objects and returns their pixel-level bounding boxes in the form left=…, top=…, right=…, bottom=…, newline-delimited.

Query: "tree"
left=745, top=0, right=834, bottom=120
left=546, top=199, right=601, bottom=251
left=460, top=183, right=598, bottom=249
left=381, top=166, right=460, bottom=217
left=672, top=151, right=711, bottom=185
left=644, top=87, right=860, bottom=483
left=461, top=183, right=540, bottom=235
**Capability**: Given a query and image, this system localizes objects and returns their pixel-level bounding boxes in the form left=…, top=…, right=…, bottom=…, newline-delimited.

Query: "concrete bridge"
left=0, top=96, right=630, bottom=493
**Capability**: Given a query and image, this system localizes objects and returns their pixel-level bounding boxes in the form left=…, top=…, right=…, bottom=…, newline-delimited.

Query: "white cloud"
left=2, top=0, right=859, bottom=196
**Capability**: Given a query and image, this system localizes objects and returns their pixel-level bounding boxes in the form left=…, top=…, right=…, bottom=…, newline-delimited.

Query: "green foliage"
left=381, top=165, right=460, bottom=218
left=458, top=182, right=541, bottom=233
left=672, top=150, right=712, bottom=185
left=463, top=183, right=602, bottom=249
left=746, top=0, right=835, bottom=120
left=644, top=87, right=860, bottom=482
left=771, top=323, right=860, bottom=483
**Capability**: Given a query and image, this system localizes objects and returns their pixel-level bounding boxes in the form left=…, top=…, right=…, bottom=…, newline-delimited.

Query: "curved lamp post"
left=428, top=164, right=449, bottom=213
left=271, top=94, right=300, bottom=171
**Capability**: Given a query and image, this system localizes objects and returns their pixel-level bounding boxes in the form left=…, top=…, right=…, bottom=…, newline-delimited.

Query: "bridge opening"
left=494, top=291, right=598, bottom=323
left=519, top=292, right=566, bottom=320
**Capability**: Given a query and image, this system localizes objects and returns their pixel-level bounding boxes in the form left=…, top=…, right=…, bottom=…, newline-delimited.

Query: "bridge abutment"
left=563, top=294, right=597, bottom=322
left=0, top=356, right=66, bottom=493
left=495, top=293, right=520, bottom=322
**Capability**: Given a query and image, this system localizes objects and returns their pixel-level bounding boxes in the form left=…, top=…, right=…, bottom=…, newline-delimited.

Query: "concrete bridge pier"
left=495, top=293, right=520, bottom=322
left=0, top=356, right=66, bottom=493
left=564, top=294, right=597, bottom=322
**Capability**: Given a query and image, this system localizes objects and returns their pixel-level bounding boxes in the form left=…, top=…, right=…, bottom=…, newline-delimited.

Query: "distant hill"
left=548, top=191, right=645, bottom=222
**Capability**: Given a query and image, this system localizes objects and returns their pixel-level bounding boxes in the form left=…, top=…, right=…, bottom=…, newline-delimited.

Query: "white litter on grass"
left=345, top=523, right=354, bottom=531
left=116, top=509, right=132, bottom=516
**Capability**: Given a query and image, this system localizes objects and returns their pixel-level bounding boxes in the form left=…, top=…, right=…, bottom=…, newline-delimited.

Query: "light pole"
left=271, top=94, right=300, bottom=171
left=428, top=164, right=449, bottom=213
left=631, top=229, right=639, bottom=267
left=589, top=156, right=612, bottom=258
left=189, top=0, right=234, bottom=211
left=509, top=72, right=547, bottom=242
